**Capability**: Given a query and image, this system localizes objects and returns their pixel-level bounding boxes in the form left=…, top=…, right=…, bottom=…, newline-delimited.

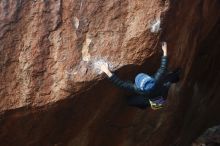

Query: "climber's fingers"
left=100, top=63, right=109, bottom=73
left=161, top=42, right=167, bottom=56
left=162, top=42, right=167, bottom=49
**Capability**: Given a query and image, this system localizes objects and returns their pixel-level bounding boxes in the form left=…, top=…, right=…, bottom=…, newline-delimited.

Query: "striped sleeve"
left=109, top=74, right=139, bottom=93
left=154, top=56, right=168, bottom=82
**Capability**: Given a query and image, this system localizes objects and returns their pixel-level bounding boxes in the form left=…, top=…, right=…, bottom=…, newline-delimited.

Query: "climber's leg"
left=160, top=82, right=172, bottom=99
left=164, top=68, right=181, bottom=83
left=158, top=68, right=181, bottom=99
left=126, top=95, right=150, bottom=109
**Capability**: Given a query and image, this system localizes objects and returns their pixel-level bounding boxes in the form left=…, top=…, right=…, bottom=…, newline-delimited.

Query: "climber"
left=99, top=42, right=180, bottom=110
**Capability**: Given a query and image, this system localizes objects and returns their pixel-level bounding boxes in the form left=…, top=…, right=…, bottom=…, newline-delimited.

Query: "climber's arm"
left=154, top=42, right=168, bottom=82
left=100, top=64, right=139, bottom=93
left=108, top=73, right=140, bottom=92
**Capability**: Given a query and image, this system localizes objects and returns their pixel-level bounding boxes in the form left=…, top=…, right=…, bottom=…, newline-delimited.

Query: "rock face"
left=0, top=0, right=165, bottom=110
left=0, top=0, right=220, bottom=146
left=192, top=125, right=220, bottom=146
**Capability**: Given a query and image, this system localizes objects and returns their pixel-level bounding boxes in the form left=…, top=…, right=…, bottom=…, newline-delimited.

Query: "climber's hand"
left=100, top=63, right=109, bottom=73
left=162, top=42, right=167, bottom=56
left=100, top=64, right=113, bottom=77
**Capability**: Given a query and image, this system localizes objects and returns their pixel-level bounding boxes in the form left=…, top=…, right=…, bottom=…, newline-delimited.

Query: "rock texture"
left=0, top=0, right=165, bottom=110
left=192, top=125, right=220, bottom=146
left=0, top=0, right=220, bottom=146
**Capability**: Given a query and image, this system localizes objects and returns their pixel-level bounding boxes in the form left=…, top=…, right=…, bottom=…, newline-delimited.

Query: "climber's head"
left=135, top=73, right=156, bottom=91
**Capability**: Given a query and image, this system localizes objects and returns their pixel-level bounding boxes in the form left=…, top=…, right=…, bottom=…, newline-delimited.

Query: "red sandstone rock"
left=192, top=125, right=220, bottom=146
left=0, top=0, right=165, bottom=110
left=0, top=0, right=220, bottom=146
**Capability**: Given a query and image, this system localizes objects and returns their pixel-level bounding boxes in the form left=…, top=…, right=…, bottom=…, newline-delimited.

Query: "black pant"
left=126, top=82, right=171, bottom=109
left=127, top=95, right=149, bottom=109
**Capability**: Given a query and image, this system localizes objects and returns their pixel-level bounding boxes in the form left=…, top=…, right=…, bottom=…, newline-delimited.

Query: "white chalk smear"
left=82, top=35, right=92, bottom=62
left=93, top=59, right=114, bottom=75
left=73, top=17, right=79, bottom=29
left=93, top=60, right=108, bottom=74
left=150, top=18, right=161, bottom=33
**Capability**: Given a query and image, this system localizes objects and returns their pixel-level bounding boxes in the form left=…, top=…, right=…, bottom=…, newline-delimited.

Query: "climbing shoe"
left=149, top=97, right=165, bottom=110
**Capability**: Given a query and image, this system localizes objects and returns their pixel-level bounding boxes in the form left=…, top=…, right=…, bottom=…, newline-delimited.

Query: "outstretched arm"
left=162, top=42, right=167, bottom=56
left=100, top=64, right=140, bottom=93
left=100, top=64, right=113, bottom=78
left=154, top=42, right=168, bottom=82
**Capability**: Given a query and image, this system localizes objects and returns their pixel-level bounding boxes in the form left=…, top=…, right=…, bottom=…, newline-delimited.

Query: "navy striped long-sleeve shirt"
left=109, top=56, right=168, bottom=98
